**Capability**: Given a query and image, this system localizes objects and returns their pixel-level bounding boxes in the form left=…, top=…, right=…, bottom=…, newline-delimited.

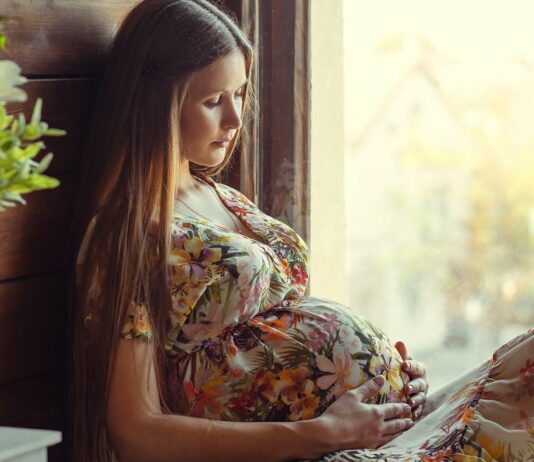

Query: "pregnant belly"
left=168, top=296, right=411, bottom=422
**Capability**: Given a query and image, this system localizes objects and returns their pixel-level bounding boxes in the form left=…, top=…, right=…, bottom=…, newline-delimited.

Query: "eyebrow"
left=206, top=79, right=248, bottom=95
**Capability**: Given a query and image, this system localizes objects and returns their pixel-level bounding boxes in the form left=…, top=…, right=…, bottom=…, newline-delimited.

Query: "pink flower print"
left=339, top=325, right=363, bottom=351
left=316, top=345, right=361, bottom=396
left=309, top=328, right=328, bottom=351
left=234, top=276, right=268, bottom=320
left=320, top=311, right=340, bottom=336
left=186, top=368, right=230, bottom=419
left=513, top=409, right=534, bottom=431
left=290, top=262, right=308, bottom=286
left=229, top=367, right=244, bottom=379
left=521, top=373, right=534, bottom=397
left=520, top=358, right=534, bottom=380
left=229, top=390, right=257, bottom=418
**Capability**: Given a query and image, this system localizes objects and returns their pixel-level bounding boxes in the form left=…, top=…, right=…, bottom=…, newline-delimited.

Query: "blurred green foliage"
left=0, top=17, right=65, bottom=212
left=0, top=98, right=65, bottom=211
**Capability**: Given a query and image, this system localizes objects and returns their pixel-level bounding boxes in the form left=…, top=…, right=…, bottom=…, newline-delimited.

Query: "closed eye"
left=205, top=87, right=245, bottom=109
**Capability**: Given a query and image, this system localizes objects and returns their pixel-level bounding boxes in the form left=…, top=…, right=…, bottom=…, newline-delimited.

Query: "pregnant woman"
left=71, top=1, right=534, bottom=461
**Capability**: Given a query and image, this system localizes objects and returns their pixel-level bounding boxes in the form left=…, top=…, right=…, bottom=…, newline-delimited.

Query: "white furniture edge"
left=0, top=427, right=62, bottom=461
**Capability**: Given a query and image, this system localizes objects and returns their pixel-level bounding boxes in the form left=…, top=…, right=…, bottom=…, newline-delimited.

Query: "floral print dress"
left=80, top=174, right=534, bottom=461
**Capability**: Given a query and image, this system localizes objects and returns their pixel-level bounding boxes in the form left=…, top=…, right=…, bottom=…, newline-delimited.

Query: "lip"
left=212, top=140, right=230, bottom=147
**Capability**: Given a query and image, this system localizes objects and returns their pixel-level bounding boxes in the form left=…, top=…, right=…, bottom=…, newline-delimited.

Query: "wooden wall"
left=0, top=2, right=138, bottom=460
left=0, top=1, right=250, bottom=460
left=0, top=1, right=308, bottom=460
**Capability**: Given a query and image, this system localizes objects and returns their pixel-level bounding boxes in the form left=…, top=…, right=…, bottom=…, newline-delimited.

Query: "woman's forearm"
left=116, top=413, right=331, bottom=462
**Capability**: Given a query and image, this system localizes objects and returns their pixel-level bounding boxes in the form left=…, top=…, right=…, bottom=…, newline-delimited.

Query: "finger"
left=382, top=418, right=414, bottom=436
left=407, top=392, right=426, bottom=408
left=354, top=375, right=385, bottom=402
left=413, top=405, right=423, bottom=420
left=404, top=378, right=428, bottom=395
left=381, top=402, right=412, bottom=420
left=402, top=360, right=426, bottom=377
left=395, top=341, right=408, bottom=360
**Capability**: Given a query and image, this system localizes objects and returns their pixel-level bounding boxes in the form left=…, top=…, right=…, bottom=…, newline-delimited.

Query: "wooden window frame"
left=225, top=0, right=311, bottom=242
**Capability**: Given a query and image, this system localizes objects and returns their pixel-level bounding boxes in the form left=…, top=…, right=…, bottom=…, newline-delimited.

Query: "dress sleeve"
left=120, top=299, right=153, bottom=340
left=75, top=215, right=153, bottom=340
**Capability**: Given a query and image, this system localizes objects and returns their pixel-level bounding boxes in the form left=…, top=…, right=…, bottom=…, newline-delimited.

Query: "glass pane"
left=343, top=0, right=534, bottom=390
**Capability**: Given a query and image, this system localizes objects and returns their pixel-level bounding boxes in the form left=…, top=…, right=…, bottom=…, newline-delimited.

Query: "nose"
left=222, top=99, right=242, bottom=130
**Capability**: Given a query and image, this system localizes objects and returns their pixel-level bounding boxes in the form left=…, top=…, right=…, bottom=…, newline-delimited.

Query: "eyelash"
left=205, top=91, right=244, bottom=108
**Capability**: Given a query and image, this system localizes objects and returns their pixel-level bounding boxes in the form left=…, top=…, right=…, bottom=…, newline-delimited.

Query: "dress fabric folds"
left=317, top=328, right=534, bottom=461
left=79, top=173, right=534, bottom=461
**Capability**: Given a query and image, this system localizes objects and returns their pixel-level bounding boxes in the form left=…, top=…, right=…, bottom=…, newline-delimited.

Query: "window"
left=311, top=0, right=534, bottom=390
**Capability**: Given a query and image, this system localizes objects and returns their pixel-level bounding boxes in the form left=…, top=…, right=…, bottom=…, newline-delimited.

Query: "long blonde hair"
left=68, top=1, right=254, bottom=460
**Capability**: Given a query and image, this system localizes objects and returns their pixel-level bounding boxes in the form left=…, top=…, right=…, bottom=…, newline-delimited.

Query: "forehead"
left=187, top=50, right=247, bottom=97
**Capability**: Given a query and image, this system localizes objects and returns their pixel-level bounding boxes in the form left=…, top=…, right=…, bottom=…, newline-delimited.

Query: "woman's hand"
left=395, top=341, right=429, bottom=420
left=312, top=376, right=413, bottom=452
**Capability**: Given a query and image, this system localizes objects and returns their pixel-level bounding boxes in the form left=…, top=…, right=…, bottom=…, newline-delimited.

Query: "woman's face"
left=180, top=49, right=247, bottom=167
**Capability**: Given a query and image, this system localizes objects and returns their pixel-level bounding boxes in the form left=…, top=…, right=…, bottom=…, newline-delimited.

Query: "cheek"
left=181, top=109, right=218, bottom=148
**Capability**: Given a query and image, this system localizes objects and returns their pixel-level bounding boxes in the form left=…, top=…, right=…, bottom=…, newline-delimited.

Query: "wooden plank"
left=6, top=79, right=95, bottom=175
left=0, top=274, right=67, bottom=386
left=0, top=175, right=77, bottom=281
left=0, top=371, right=65, bottom=432
left=0, top=0, right=137, bottom=77
left=48, top=442, right=68, bottom=462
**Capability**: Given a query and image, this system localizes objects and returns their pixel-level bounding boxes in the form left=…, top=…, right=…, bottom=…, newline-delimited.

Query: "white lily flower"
left=0, top=60, right=27, bottom=103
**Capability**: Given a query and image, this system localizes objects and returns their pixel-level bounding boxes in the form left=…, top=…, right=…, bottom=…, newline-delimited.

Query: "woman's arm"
left=107, top=339, right=413, bottom=462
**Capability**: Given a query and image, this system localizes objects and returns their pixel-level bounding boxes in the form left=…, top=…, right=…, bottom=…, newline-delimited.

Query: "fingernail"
left=408, top=399, right=414, bottom=407
left=374, top=376, right=385, bottom=386
left=408, top=384, right=413, bottom=392
left=404, top=363, right=411, bottom=371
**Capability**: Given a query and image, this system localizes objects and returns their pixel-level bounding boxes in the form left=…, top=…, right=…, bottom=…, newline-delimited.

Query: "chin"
left=193, top=153, right=227, bottom=168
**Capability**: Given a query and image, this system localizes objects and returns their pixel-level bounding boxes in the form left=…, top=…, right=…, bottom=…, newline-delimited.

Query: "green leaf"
left=0, top=104, right=7, bottom=130
left=27, top=174, right=60, bottom=189
left=10, top=146, right=26, bottom=160
left=5, top=183, right=34, bottom=194
left=0, top=168, right=17, bottom=181
left=35, top=153, right=53, bottom=173
left=0, top=200, right=17, bottom=208
left=10, top=119, right=19, bottom=135
left=3, top=191, right=26, bottom=204
left=22, top=124, right=41, bottom=140
left=18, top=112, right=25, bottom=127
left=31, top=98, right=42, bottom=126
left=0, top=83, right=64, bottom=212
left=0, top=34, right=6, bottom=51
left=21, top=141, right=45, bottom=160
left=18, top=160, right=30, bottom=178
left=0, top=135, right=17, bottom=152
left=43, top=128, right=67, bottom=137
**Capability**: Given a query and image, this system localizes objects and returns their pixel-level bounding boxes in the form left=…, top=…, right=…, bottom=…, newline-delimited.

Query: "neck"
left=176, top=161, right=201, bottom=197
